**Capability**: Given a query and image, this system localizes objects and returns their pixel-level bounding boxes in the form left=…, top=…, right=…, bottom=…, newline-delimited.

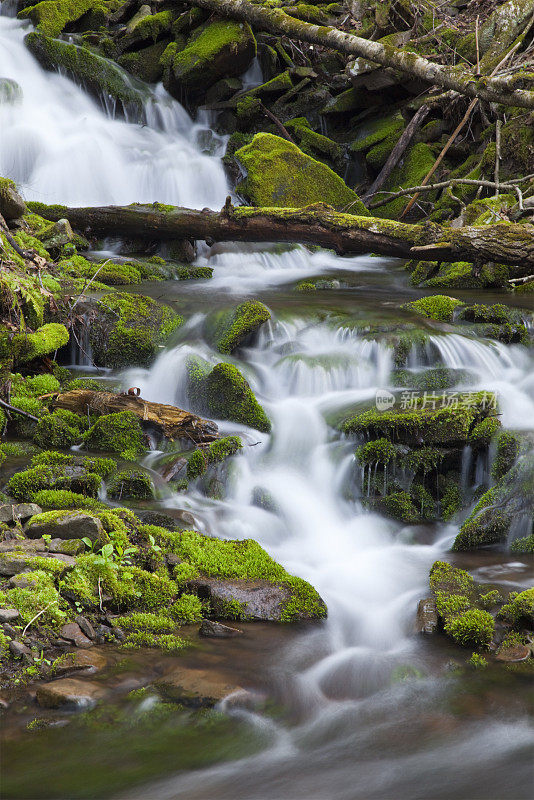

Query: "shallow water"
left=1, top=7, right=533, bottom=799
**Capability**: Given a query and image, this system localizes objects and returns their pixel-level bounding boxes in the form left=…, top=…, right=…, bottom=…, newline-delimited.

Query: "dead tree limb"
left=181, top=0, right=534, bottom=109
left=31, top=201, right=534, bottom=271
left=368, top=178, right=523, bottom=210
left=54, top=390, right=219, bottom=443
left=0, top=397, right=39, bottom=422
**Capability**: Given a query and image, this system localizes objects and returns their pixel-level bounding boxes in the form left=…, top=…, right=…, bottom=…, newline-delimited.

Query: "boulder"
left=36, top=678, right=105, bottom=709
left=52, top=649, right=108, bottom=676
left=199, top=619, right=243, bottom=638
left=235, top=133, right=368, bottom=212
left=59, top=622, right=93, bottom=649
left=25, top=511, right=104, bottom=542
left=0, top=503, right=42, bottom=524
left=0, top=177, right=26, bottom=220
left=9, top=640, right=31, bottom=658
left=0, top=538, right=45, bottom=553
left=192, top=577, right=305, bottom=622
left=154, top=666, right=242, bottom=707
left=0, top=608, right=20, bottom=623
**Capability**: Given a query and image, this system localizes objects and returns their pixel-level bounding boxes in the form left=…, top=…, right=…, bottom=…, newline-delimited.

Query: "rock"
left=75, top=615, right=95, bottom=640
left=48, top=553, right=77, bottom=570
left=9, top=640, right=31, bottom=658
left=25, top=511, right=104, bottom=543
left=235, top=133, right=368, bottom=212
left=154, top=666, right=242, bottom=707
left=416, top=598, right=439, bottom=635
left=0, top=77, right=22, bottom=106
left=0, top=177, right=26, bottom=220
left=0, top=538, right=46, bottom=553
left=0, top=608, right=20, bottom=623
left=8, top=574, right=32, bottom=589
left=52, top=650, right=108, bottom=676
left=495, top=644, right=531, bottom=662
left=0, top=555, right=34, bottom=577
left=199, top=619, right=243, bottom=638
left=59, top=623, right=93, bottom=649
left=205, top=363, right=271, bottom=433
left=48, top=538, right=85, bottom=555
left=192, top=577, right=311, bottom=622
left=0, top=503, right=42, bottom=524
left=36, top=678, right=105, bottom=709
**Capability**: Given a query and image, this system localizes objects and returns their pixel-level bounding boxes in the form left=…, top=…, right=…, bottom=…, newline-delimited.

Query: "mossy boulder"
left=402, top=295, right=463, bottom=322
left=163, top=19, right=256, bottom=96
left=57, top=254, right=143, bottom=286
left=186, top=436, right=243, bottom=481
left=117, top=40, right=169, bottom=84
left=89, top=292, right=182, bottom=369
left=1, top=323, right=69, bottom=366
left=107, top=469, right=156, bottom=501
left=205, top=300, right=270, bottom=354
left=0, top=177, right=26, bottom=220
left=206, top=363, right=271, bottom=433
left=453, top=454, right=534, bottom=551
left=83, top=411, right=146, bottom=460
left=33, top=409, right=88, bottom=449
left=25, top=510, right=105, bottom=542
left=235, top=133, right=368, bottom=212
left=25, top=32, right=147, bottom=113
left=7, top=463, right=103, bottom=502
left=18, top=0, right=102, bottom=37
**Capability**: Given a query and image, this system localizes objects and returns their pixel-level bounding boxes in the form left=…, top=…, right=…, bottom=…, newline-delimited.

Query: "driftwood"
left=181, top=0, right=534, bottom=109
left=33, top=202, right=534, bottom=271
left=54, top=390, right=219, bottom=443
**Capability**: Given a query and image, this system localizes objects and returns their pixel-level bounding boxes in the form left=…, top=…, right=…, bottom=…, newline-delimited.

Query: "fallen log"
left=181, top=0, right=534, bottom=109
left=31, top=201, right=534, bottom=270
left=54, top=390, right=219, bottom=443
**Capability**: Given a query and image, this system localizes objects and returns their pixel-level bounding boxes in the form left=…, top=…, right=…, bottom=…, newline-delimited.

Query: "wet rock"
left=154, top=667, right=242, bottom=708
left=0, top=177, right=26, bottom=220
left=59, top=623, right=93, bottom=649
left=495, top=644, right=531, bottom=662
left=0, top=538, right=46, bottom=553
left=52, top=650, right=108, bottom=676
left=192, top=577, right=305, bottom=622
left=75, top=615, right=95, bottom=640
left=0, top=503, right=42, bottom=524
left=36, top=678, right=105, bottom=709
left=416, top=597, right=439, bottom=635
left=199, top=619, right=243, bottom=638
left=9, top=640, right=31, bottom=658
left=0, top=608, right=20, bottom=623
left=25, top=511, right=104, bottom=542
left=0, top=555, right=34, bottom=577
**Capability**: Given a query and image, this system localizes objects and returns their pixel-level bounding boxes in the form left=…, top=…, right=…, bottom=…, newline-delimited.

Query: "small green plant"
left=468, top=653, right=488, bottom=669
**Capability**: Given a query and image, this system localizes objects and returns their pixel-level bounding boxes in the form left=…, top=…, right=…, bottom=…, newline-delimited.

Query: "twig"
left=22, top=601, right=58, bottom=637
left=475, top=15, right=480, bottom=75
left=258, top=102, right=296, bottom=143
left=368, top=177, right=523, bottom=209
left=0, top=397, right=39, bottom=422
left=494, top=119, right=501, bottom=197
left=68, top=259, right=111, bottom=313
left=98, top=577, right=103, bottom=612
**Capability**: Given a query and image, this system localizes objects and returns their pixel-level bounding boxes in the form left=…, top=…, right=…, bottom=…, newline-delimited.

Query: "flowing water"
left=1, top=7, right=533, bottom=799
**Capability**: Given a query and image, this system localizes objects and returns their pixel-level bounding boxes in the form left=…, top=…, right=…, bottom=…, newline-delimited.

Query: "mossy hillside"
left=206, top=363, right=271, bottom=433
left=89, top=291, right=182, bottom=369
left=25, top=32, right=146, bottom=113
left=83, top=411, right=146, bottom=460
left=235, top=133, right=368, bottom=212
left=205, top=300, right=271, bottom=354
left=165, top=19, right=256, bottom=93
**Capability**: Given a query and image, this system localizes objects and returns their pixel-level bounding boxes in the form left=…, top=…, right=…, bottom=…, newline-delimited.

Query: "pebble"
left=0, top=608, right=19, bottom=623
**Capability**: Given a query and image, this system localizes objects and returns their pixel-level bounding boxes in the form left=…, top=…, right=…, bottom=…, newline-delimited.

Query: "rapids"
left=0, top=6, right=533, bottom=799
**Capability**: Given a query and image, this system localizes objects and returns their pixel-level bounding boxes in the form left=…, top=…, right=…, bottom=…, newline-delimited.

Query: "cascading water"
left=1, top=7, right=533, bottom=799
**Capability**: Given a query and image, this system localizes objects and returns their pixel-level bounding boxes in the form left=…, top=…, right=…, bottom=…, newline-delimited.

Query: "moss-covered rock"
left=0, top=177, right=26, bottom=220
left=186, top=436, right=242, bottom=480
left=164, top=19, right=256, bottom=96
left=1, top=323, right=69, bottom=366
left=117, top=39, right=169, bottom=84
left=205, top=300, right=270, bottom=354
left=57, top=254, right=143, bottom=286
left=235, top=133, right=368, bottom=212
left=89, top=292, right=182, bottom=369
left=18, top=0, right=102, bottom=37
left=206, top=363, right=271, bottom=433
left=372, top=143, right=436, bottom=219
left=107, top=469, right=156, bottom=501
left=83, top=411, right=146, bottom=460
left=33, top=409, right=88, bottom=449
left=25, top=32, right=147, bottom=113
left=401, top=295, right=463, bottom=322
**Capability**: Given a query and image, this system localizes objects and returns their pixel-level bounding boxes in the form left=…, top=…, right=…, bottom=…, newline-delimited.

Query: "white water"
left=1, top=9, right=533, bottom=798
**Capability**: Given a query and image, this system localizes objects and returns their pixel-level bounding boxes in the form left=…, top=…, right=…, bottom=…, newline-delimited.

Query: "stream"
left=1, top=4, right=533, bottom=798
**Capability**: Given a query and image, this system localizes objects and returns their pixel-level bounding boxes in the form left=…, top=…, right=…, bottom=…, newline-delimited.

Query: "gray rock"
left=52, top=649, right=108, bottom=676
left=26, top=512, right=104, bottom=542
left=48, top=538, right=85, bottom=555
left=416, top=597, right=439, bottom=635
left=47, top=553, right=77, bottom=570
left=0, top=179, right=26, bottom=220
left=0, top=608, right=19, bottom=623
left=36, top=678, right=105, bottom=709
left=199, top=619, right=243, bottom=638
left=9, top=640, right=31, bottom=658
left=0, top=538, right=45, bottom=553
left=8, top=574, right=32, bottom=589
left=75, top=615, right=95, bottom=640
left=0, top=503, right=42, bottom=524
left=59, top=623, right=93, bottom=649
left=0, top=555, right=34, bottom=577
left=3, top=624, right=19, bottom=637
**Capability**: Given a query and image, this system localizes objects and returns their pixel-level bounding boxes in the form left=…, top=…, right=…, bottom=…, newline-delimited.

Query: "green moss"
left=114, top=611, right=177, bottom=634
left=355, top=437, right=397, bottom=466
left=510, top=534, right=534, bottom=554
left=381, top=491, right=419, bottom=523
left=25, top=32, right=146, bottom=111
left=57, top=254, right=142, bottom=286
left=479, top=590, right=502, bottom=609
left=6, top=324, right=69, bottom=366
left=90, top=292, right=182, bottom=369
left=0, top=551, right=66, bottom=576
left=118, top=40, right=169, bottom=84
left=441, top=482, right=462, bottom=520
left=170, top=593, right=204, bottom=622
left=33, top=409, right=87, bottom=449
left=350, top=112, right=405, bottom=169
left=235, top=133, right=367, bottom=212
left=0, top=442, right=38, bottom=458
left=10, top=373, right=60, bottom=397
left=470, top=416, right=501, bottom=446
left=391, top=367, right=472, bottom=392
left=32, top=451, right=74, bottom=466
left=185, top=354, right=212, bottom=413
left=421, top=261, right=509, bottom=290
left=167, top=19, right=256, bottom=92
left=123, top=631, right=187, bottom=651
left=372, top=143, right=436, bottom=219
left=206, top=363, right=271, bottom=433
left=32, top=489, right=105, bottom=511
left=207, top=301, right=271, bottom=354
left=107, top=469, right=156, bottom=501
left=0, top=570, right=67, bottom=629
left=285, top=117, right=342, bottom=163
left=82, top=456, right=117, bottom=479
left=497, top=588, right=534, bottom=626
left=435, top=592, right=471, bottom=619
left=83, top=411, right=145, bottom=460
left=18, top=0, right=99, bottom=37
left=429, top=561, right=475, bottom=595
left=491, top=431, right=520, bottom=481
left=186, top=436, right=242, bottom=480
left=131, top=9, right=174, bottom=41
left=468, top=653, right=488, bottom=669
left=444, top=609, right=495, bottom=649
left=402, top=295, right=463, bottom=322
left=65, top=378, right=103, bottom=392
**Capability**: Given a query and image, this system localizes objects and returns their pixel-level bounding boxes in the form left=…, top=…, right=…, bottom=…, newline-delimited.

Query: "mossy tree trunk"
left=179, top=0, right=534, bottom=109
left=33, top=202, right=534, bottom=271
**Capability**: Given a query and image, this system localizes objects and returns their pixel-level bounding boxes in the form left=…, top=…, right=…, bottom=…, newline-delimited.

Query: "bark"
left=181, top=0, right=534, bottom=109
left=54, top=390, right=219, bottom=443
left=33, top=202, right=534, bottom=270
